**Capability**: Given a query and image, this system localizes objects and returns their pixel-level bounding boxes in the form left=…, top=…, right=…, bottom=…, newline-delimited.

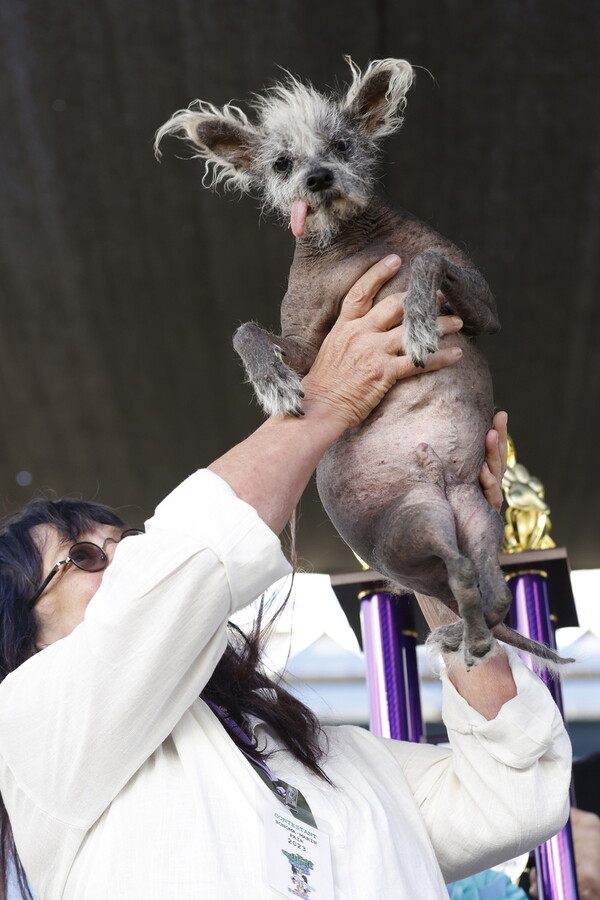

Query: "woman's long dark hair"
left=0, top=497, right=327, bottom=900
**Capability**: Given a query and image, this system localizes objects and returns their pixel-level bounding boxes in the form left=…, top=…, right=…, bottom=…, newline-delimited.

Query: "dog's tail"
left=491, top=622, right=574, bottom=671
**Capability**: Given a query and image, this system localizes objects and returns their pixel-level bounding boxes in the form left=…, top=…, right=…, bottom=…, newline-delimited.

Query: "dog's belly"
left=315, top=334, right=494, bottom=568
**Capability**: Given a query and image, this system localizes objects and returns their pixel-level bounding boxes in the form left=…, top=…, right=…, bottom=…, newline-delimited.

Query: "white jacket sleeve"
left=391, top=648, right=572, bottom=882
left=0, top=470, right=291, bottom=829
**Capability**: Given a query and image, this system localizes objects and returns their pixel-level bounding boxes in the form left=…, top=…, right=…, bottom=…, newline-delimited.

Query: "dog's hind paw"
left=426, top=622, right=498, bottom=670
left=462, top=636, right=497, bottom=671
left=427, top=622, right=463, bottom=655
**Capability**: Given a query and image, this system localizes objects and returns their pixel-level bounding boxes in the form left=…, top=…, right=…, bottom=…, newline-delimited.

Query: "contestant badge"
left=264, top=802, right=334, bottom=898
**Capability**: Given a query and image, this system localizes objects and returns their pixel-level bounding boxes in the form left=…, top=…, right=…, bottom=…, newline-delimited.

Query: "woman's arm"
left=0, top=256, right=463, bottom=827
left=386, top=646, right=571, bottom=884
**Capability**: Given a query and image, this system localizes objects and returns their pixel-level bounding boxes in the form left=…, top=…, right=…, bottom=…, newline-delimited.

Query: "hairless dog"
left=157, top=58, right=570, bottom=668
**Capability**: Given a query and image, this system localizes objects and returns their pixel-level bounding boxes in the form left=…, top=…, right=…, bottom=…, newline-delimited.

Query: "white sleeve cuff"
left=440, top=647, right=572, bottom=769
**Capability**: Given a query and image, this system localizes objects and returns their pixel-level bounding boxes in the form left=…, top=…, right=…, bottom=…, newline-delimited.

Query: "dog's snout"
left=306, top=168, right=334, bottom=192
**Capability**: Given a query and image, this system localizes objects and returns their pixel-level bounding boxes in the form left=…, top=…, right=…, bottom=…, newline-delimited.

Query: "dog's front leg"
left=403, top=250, right=500, bottom=367
left=233, top=324, right=316, bottom=417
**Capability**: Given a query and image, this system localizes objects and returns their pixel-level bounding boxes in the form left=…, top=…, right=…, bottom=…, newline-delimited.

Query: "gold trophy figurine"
left=502, top=436, right=556, bottom=553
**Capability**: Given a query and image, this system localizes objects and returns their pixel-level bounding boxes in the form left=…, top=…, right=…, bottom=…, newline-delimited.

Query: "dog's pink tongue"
left=290, top=199, right=309, bottom=238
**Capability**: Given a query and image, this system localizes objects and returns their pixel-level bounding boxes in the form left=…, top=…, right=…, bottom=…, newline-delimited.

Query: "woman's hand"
left=480, top=411, right=508, bottom=512
left=209, top=255, right=463, bottom=534
left=301, top=254, right=464, bottom=432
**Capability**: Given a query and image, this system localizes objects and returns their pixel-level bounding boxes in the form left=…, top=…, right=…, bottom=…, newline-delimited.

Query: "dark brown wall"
left=1, top=0, right=598, bottom=570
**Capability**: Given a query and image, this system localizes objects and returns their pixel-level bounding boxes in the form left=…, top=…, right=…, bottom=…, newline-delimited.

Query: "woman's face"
left=31, top=523, right=124, bottom=650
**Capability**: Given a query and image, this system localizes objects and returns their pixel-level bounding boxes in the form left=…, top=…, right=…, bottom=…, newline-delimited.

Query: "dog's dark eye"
left=334, top=139, right=351, bottom=153
left=274, top=156, right=293, bottom=173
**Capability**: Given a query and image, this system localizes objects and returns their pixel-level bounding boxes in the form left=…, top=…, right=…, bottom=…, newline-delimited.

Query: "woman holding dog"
left=0, top=256, right=570, bottom=899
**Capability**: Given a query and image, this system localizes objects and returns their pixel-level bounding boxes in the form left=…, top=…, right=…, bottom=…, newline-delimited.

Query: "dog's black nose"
left=306, top=168, right=334, bottom=192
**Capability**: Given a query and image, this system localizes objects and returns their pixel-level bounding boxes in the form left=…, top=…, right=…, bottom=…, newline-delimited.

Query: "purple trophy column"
left=359, top=591, right=423, bottom=742
left=507, top=571, right=578, bottom=900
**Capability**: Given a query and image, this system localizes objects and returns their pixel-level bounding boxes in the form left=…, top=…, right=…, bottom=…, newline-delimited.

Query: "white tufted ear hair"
left=342, top=57, right=415, bottom=140
left=154, top=101, right=261, bottom=192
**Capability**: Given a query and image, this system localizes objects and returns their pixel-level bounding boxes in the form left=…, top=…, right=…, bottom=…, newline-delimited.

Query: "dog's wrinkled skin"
left=157, top=58, right=569, bottom=668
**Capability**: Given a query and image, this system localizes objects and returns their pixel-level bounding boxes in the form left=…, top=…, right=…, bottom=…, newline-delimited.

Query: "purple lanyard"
left=207, top=700, right=286, bottom=796
left=206, top=700, right=318, bottom=828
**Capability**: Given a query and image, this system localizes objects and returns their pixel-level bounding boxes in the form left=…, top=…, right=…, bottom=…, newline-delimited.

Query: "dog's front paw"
left=403, top=315, right=441, bottom=368
left=234, top=324, right=305, bottom=417
left=251, top=351, right=305, bottom=417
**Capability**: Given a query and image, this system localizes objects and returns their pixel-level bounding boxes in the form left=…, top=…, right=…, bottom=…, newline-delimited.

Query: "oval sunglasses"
left=28, top=529, right=144, bottom=609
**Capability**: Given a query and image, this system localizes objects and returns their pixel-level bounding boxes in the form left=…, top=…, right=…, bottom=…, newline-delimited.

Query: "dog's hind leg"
left=371, top=445, right=494, bottom=668
left=447, top=484, right=576, bottom=667
left=447, top=483, right=512, bottom=629
left=378, top=504, right=494, bottom=667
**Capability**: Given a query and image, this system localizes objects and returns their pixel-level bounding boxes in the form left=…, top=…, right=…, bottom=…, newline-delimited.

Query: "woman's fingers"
left=480, top=411, right=509, bottom=512
left=381, top=312, right=463, bottom=354
left=337, top=255, right=402, bottom=322
left=485, top=412, right=508, bottom=482
left=302, top=253, right=467, bottom=432
left=393, top=345, right=463, bottom=378
left=439, top=315, right=463, bottom=336
left=480, top=461, right=503, bottom=512
left=365, top=291, right=406, bottom=331
left=492, top=410, right=508, bottom=474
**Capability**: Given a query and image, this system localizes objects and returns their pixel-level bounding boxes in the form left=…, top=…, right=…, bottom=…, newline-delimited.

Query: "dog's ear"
left=155, top=103, right=260, bottom=192
left=342, top=58, right=414, bottom=139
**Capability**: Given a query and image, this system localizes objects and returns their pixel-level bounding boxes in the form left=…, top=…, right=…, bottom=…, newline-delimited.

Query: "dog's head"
left=155, top=58, right=414, bottom=247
